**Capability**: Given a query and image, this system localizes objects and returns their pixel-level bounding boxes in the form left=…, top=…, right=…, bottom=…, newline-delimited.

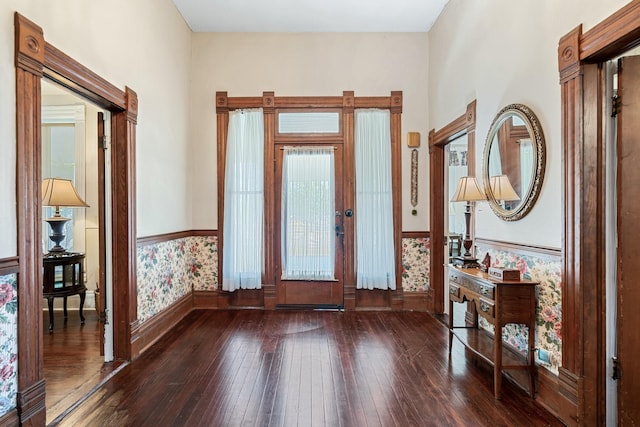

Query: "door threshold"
left=276, top=304, right=344, bottom=311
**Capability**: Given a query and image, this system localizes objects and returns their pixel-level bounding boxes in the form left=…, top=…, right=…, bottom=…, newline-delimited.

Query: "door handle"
left=335, top=225, right=345, bottom=236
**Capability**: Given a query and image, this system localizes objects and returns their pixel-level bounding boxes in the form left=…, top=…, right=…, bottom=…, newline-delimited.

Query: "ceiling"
left=171, top=0, right=449, bottom=33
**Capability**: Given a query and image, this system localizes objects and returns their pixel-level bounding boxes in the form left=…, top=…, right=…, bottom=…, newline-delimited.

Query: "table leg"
left=448, top=299, right=454, bottom=357
left=494, top=324, right=502, bottom=399
left=529, top=323, right=536, bottom=397
left=63, top=296, right=68, bottom=320
left=79, top=291, right=86, bottom=324
left=47, top=297, right=54, bottom=332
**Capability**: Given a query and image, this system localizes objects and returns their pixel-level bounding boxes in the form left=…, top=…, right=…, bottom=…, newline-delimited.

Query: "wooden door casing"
left=15, top=12, right=138, bottom=425
left=216, top=92, right=403, bottom=311
left=428, top=100, right=476, bottom=314
left=557, top=2, right=640, bottom=424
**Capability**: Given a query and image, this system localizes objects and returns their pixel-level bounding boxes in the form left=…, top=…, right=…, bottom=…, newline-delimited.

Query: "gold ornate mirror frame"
left=482, top=103, right=545, bottom=221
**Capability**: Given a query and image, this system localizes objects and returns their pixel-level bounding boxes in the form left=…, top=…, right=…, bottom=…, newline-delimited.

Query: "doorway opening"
left=603, top=47, right=640, bottom=427
left=428, top=100, right=476, bottom=314
left=14, top=13, right=138, bottom=425
left=444, top=134, right=469, bottom=318
left=40, top=79, right=118, bottom=424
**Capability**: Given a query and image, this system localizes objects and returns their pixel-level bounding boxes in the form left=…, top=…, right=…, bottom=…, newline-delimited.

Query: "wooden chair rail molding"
left=474, top=238, right=561, bottom=260
left=136, top=230, right=428, bottom=248
left=137, top=231, right=432, bottom=244
left=136, top=230, right=217, bottom=247
left=402, top=231, right=430, bottom=239
left=0, top=257, right=19, bottom=276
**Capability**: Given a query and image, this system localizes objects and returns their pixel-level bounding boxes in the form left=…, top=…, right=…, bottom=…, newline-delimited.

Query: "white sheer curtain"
left=222, top=108, right=264, bottom=291
left=355, top=109, right=395, bottom=290
left=519, top=139, right=534, bottom=192
left=281, top=147, right=335, bottom=280
left=488, top=138, right=503, bottom=177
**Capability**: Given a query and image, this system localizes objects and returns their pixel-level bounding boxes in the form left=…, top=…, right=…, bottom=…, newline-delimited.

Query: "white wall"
left=2, top=0, right=632, bottom=256
left=189, top=32, right=431, bottom=231
left=428, top=0, right=630, bottom=248
left=0, top=0, right=192, bottom=258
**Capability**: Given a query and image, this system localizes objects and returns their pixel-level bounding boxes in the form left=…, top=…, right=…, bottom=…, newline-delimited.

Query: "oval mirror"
left=482, top=104, right=545, bottom=221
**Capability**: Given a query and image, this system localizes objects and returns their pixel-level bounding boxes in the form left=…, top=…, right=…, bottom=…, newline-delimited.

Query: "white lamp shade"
left=42, top=178, right=89, bottom=209
left=489, top=175, right=520, bottom=201
left=451, top=176, right=486, bottom=202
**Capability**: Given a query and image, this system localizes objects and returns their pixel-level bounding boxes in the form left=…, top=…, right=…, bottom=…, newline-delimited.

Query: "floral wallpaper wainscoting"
left=188, top=235, right=218, bottom=291
left=475, top=243, right=562, bottom=373
left=137, top=239, right=191, bottom=322
left=0, top=274, right=17, bottom=417
left=137, top=235, right=219, bottom=322
left=401, top=236, right=430, bottom=292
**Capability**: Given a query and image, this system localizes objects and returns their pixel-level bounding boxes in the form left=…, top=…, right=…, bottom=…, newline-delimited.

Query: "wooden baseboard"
left=194, top=289, right=265, bottom=309
left=0, top=408, right=19, bottom=427
left=16, top=379, right=46, bottom=426
left=194, top=289, right=431, bottom=312
left=193, top=290, right=221, bottom=309
left=227, top=289, right=264, bottom=308
left=130, top=293, right=193, bottom=359
left=356, top=289, right=391, bottom=310
left=534, top=366, right=567, bottom=425
left=556, top=367, right=580, bottom=426
left=403, top=291, right=430, bottom=311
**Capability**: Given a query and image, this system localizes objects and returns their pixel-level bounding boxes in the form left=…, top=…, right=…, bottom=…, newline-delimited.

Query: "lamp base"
left=452, top=255, right=481, bottom=269
left=45, top=216, right=70, bottom=253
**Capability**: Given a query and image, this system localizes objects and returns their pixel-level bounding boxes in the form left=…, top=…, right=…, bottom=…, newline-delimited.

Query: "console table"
left=447, top=264, right=538, bottom=399
left=43, top=252, right=86, bottom=332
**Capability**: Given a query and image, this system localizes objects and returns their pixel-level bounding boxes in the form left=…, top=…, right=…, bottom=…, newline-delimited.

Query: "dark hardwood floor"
left=43, top=308, right=125, bottom=425
left=53, top=309, right=562, bottom=427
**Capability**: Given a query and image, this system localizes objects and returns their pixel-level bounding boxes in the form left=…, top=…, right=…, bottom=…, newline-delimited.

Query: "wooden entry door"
left=275, top=145, right=344, bottom=307
left=616, top=54, right=640, bottom=425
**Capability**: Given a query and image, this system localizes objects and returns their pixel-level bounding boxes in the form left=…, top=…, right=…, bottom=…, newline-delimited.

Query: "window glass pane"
left=42, top=124, right=77, bottom=252
left=278, top=112, right=340, bottom=134
left=281, top=148, right=335, bottom=280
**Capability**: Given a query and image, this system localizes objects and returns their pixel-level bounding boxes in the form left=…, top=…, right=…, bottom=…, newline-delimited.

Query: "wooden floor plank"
left=53, top=310, right=563, bottom=427
left=43, top=309, right=128, bottom=425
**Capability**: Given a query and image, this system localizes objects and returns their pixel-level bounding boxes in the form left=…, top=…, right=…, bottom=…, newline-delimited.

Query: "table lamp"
left=450, top=176, right=486, bottom=268
left=490, top=174, right=520, bottom=203
left=42, top=178, right=89, bottom=253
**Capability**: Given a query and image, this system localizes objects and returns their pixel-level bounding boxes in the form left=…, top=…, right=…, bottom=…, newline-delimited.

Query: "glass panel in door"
left=275, top=145, right=344, bottom=306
